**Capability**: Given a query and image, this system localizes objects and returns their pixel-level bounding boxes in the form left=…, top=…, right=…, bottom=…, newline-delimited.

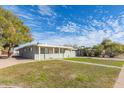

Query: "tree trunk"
left=7, top=47, right=12, bottom=58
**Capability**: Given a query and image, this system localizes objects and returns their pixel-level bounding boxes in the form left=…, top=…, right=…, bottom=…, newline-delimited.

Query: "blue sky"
left=2, top=5, right=124, bottom=46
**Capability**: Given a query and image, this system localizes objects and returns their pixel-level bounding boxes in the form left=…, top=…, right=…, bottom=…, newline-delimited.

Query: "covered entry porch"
left=35, top=45, right=75, bottom=60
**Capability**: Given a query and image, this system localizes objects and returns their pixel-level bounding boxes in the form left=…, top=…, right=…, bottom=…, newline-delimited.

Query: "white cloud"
left=2, top=5, right=19, bottom=13
left=4, top=6, right=124, bottom=47
left=2, top=6, right=35, bottom=20
left=56, top=22, right=81, bottom=32
left=38, top=5, right=56, bottom=16
left=32, top=31, right=101, bottom=47
left=82, top=16, right=124, bottom=46
left=33, top=14, right=124, bottom=47
left=17, top=14, right=33, bottom=20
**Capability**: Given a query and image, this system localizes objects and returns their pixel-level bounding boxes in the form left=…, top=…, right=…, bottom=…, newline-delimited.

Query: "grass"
left=65, top=57, right=124, bottom=67
left=0, top=60, right=120, bottom=88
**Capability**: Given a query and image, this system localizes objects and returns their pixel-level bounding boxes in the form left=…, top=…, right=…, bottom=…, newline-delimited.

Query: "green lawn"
left=0, top=60, right=120, bottom=88
left=65, top=57, right=124, bottom=67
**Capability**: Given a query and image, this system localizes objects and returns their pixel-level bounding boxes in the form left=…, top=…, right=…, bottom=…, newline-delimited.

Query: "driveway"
left=0, top=57, right=34, bottom=69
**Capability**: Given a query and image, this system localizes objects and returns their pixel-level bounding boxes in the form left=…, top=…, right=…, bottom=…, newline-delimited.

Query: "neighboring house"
left=76, top=49, right=85, bottom=56
left=17, top=43, right=76, bottom=60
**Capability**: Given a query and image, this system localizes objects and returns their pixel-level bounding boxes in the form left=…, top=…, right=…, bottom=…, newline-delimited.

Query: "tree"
left=106, top=42, right=124, bottom=57
left=101, top=39, right=112, bottom=49
left=83, top=47, right=93, bottom=56
left=93, top=39, right=124, bottom=57
left=82, top=39, right=124, bottom=58
left=93, top=44, right=104, bottom=57
left=0, top=7, right=32, bottom=57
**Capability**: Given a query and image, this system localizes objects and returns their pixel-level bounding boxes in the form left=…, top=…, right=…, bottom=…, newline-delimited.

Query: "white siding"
left=19, top=46, right=76, bottom=60
left=19, top=46, right=38, bottom=59
left=34, top=50, right=76, bottom=60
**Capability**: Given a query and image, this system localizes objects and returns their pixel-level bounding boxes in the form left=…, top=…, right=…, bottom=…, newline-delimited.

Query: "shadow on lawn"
left=0, top=55, right=32, bottom=60
left=0, top=55, right=8, bottom=59
left=14, top=56, right=32, bottom=60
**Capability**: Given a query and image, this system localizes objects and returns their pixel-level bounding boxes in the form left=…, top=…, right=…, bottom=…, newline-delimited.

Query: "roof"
left=37, top=44, right=74, bottom=49
left=16, top=43, right=75, bottom=50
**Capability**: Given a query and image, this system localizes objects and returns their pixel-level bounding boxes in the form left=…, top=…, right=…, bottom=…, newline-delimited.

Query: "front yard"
left=65, top=57, right=124, bottom=67
left=0, top=60, right=120, bottom=88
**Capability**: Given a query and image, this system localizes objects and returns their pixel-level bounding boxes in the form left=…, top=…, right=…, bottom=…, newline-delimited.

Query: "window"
left=41, top=48, right=45, bottom=54
left=60, top=48, right=65, bottom=53
left=24, top=48, right=26, bottom=52
left=48, top=48, right=53, bottom=54
left=30, top=47, right=33, bottom=52
left=45, top=48, right=49, bottom=54
left=55, top=48, right=59, bottom=53
left=25, top=47, right=29, bottom=51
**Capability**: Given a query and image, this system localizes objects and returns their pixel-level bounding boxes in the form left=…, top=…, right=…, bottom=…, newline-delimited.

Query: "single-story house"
left=17, top=43, right=76, bottom=60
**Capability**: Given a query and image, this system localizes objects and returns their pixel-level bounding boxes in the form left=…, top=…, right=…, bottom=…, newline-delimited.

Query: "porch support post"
left=70, top=49, right=72, bottom=57
left=59, top=48, right=60, bottom=54
left=52, top=48, right=54, bottom=54
left=38, top=46, right=41, bottom=60
left=63, top=49, right=64, bottom=58
left=59, top=48, right=60, bottom=58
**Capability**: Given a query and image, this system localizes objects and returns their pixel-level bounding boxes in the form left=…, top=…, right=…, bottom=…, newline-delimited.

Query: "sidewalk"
left=77, top=57, right=124, bottom=61
left=114, top=66, right=124, bottom=88
left=64, top=60, right=121, bottom=69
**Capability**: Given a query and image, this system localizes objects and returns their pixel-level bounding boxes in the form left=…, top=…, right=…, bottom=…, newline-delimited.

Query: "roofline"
left=16, top=43, right=75, bottom=50
left=37, top=44, right=74, bottom=49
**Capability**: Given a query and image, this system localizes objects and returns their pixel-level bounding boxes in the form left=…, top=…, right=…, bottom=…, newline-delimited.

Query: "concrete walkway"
left=114, top=66, right=124, bottom=88
left=64, top=60, right=121, bottom=69
left=77, top=57, right=124, bottom=61
left=0, top=57, right=34, bottom=69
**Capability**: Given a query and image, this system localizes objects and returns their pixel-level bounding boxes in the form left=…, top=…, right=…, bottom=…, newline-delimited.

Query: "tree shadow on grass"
left=13, top=56, right=33, bottom=60
left=0, top=55, right=8, bottom=59
left=0, top=55, right=32, bottom=61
